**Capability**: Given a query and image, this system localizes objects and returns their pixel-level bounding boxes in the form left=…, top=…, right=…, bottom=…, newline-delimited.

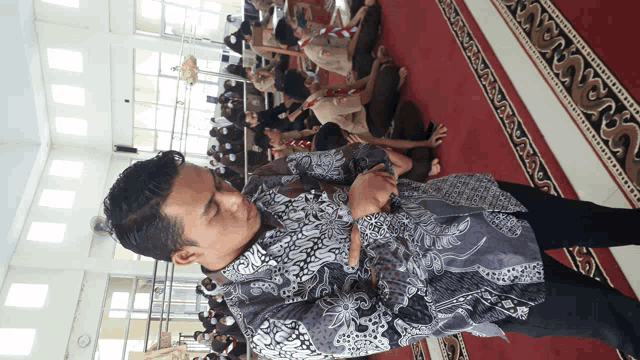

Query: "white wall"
left=0, top=144, right=44, bottom=291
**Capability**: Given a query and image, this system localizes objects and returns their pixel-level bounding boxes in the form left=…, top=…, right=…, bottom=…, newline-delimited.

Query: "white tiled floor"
left=464, top=0, right=640, bottom=298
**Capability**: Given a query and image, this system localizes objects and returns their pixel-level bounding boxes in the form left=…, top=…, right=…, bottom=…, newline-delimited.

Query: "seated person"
left=223, top=79, right=245, bottom=95
left=240, top=20, right=278, bottom=62
left=211, top=165, right=245, bottom=192
left=285, top=46, right=408, bottom=138
left=219, top=93, right=243, bottom=109
left=223, top=30, right=244, bottom=56
left=247, top=54, right=290, bottom=94
left=210, top=334, right=247, bottom=360
left=208, top=293, right=233, bottom=317
left=213, top=150, right=268, bottom=174
left=314, top=121, right=444, bottom=182
left=254, top=127, right=319, bottom=159
left=282, top=69, right=312, bottom=101
left=193, top=330, right=216, bottom=348
left=221, top=104, right=242, bottom=125
left=238, top=99, right=308, bottom=133
left=274, top=0, right=382, bottom=79
left=215, top=142, right=244, bottom=155
left=202, top=277, right=218, bottom=293
left=210, top=126, right=244, bottom=143
left=198, top=311, right=218, bottom=332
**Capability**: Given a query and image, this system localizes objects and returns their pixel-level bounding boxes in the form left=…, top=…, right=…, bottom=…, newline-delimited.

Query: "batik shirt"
left=216, top=144, right=546, bottom=359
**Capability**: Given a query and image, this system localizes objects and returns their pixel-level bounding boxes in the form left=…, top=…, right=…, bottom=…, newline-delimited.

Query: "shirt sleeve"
left=245, top=143, right=394, bottom=188
left=228, top=215, right=446, bottom=359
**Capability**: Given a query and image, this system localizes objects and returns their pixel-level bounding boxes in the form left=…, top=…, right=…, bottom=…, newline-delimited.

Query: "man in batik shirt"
left=103, top=144, right=640, bottom=359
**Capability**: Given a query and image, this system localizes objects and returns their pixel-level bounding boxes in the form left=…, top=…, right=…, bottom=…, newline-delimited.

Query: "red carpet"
left=287, top=0, right=638, bottom=359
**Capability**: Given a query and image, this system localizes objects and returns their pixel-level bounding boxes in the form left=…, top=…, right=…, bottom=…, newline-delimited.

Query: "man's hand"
left=426, top=124, right=447, bottom=148
left=348, top=163, right=398, bottom=266
left=287, top=112, right=297, bottom=122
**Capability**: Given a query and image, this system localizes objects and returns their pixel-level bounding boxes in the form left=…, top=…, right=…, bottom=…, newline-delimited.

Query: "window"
left=55, top=117, right=88, bottom=136
left=47, top=48, right=83, bottom=72
left=132, top=49, right=218, bottom=156
left=0, top=329, right=36, bottom=356
left=95, top=277, right=209, bottom=360
left=26, top=222, right=66, bottom=243
left=50, top=160, right=84, bottom=178
left=39, top=189, right=76, bottom=209
left=42, top=0, right=80, bottom=8
left=5, top=284, right=49, bottom=308
left=135, top=0, right=240, bottom=43
left=51, top=85, right=85, bottom=106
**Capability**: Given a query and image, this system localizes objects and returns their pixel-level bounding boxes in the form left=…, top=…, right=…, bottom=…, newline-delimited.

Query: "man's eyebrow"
left=201, top=168, right=216, bottom=217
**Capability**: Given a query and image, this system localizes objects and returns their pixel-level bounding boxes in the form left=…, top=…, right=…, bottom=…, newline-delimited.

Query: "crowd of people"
left=209, top=0, right=447, bottom=187
left=191, top=278, right=247, bottom=360
left=104, top=0, right=640, bottom=357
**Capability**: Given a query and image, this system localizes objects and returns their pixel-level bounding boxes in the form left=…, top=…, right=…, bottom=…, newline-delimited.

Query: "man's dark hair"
left=275, top=19, right=299, bottom=47
left=283, top=70, right=311, bottom=101
left=103, top=151, right=198, bottom=262
left=193, top=331, right=203, bottom=341
left=314, top=122, right=348, bottom=151
left=218, top=94, right=229, bottom=104
left=209, top=128, right=218, bottom=138
left=240, top=20, right=252, bottom=36
left=253, top=131, right=272, bottom=150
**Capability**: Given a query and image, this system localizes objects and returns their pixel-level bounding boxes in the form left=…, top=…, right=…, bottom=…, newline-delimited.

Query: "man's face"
left=246, top=111, right=259, bottom=127
left=163, top=164, right=261, bottom=270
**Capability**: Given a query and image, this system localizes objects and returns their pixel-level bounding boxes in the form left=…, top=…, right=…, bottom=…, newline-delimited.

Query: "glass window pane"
left=157, top=131, right=183, bottom=151
left=202, top=0, right=222, bottom=12
left=158, top=77, right=186, bottom=106
left=187, top=83, right=217, bottom=111
left=135, top=49, right=160, bottom=76
left=185, top=135, right=209, bottom=154
left=133, top=129, right=155, bottom=151
left=47, top=48, right=83, bottom=72
left=134, top=75, right=158, bottom=103
left=156, top=105, right=184, bottom=132
left=195, top=11, right=221, bottom=41
left=134, top=103, right=156, bottom=129
left=160, top=53, right=181, bottom=76
left=164, top=5, right=186, bottom=35
left=186, top=110, right=211, bottom=136
left=139, top=0, right=161, bottom=20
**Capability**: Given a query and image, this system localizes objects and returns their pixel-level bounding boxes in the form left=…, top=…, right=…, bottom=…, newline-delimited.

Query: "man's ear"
left=171, top=246, right=202, bottom=266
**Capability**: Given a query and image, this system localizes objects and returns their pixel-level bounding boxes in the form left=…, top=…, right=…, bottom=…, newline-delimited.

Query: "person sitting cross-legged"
left=285, top=46, right=407, bottom=139
left=104, top=148, right=640, bottom=359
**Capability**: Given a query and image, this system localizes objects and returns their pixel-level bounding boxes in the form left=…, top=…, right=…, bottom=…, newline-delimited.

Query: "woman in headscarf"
left=237, top=99, right=308, bottom=133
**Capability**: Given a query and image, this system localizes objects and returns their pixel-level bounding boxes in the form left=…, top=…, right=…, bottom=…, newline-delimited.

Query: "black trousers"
left=365, top=65, right=403, bottom=138
left=493, top=181, right=640, bottom=358
left=389, top=101, right=435, bottom=182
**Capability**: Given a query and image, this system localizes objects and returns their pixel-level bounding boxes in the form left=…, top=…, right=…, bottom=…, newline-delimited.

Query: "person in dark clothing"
left=208, top=293, right=233, bottom=317
left=213, top=142, right=244, bottom=155
left=198, top=311, right=218, bottom=332
left=210, top=126, right=244, bottom=143
left=212, top=166, right=245, bottom=192
left=223, top=30, right=244, bottom=56
left=237, top=100, right=307, bottom=133
left=282, top=69, right=312, bottom=101
left=210, top=334, right=247, bottom=359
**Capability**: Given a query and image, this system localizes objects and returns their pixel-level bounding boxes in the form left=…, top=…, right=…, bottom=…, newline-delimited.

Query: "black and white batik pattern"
left=219, top=144, right=546, bottom=359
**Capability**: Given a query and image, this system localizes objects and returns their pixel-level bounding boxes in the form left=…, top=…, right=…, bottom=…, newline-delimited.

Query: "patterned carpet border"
left=491, top=0, right=640, bottom=207
left=430, top=0, right=634, bottom=360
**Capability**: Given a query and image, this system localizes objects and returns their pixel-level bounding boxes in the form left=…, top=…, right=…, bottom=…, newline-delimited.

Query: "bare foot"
left=427, top=158, right=441, bottom=177
left=397, top=67, right=408, bottom=91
